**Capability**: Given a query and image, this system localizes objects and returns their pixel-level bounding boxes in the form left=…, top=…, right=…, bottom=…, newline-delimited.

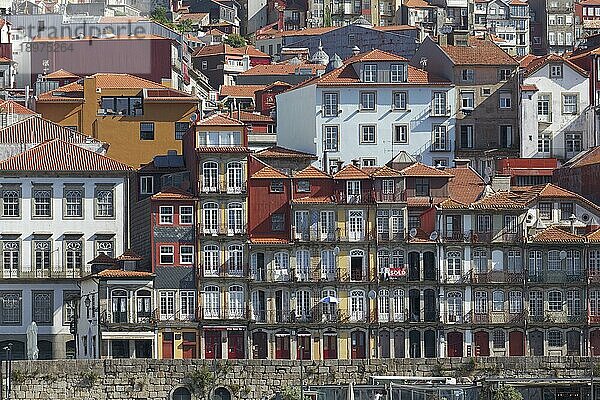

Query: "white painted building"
left=0, top=138, right=132, bottom=359
left=276, top=49, right=456, bottom=171
left=519, top=54, right=592, bottom=161
left=473, top=0, right=530, bottom=56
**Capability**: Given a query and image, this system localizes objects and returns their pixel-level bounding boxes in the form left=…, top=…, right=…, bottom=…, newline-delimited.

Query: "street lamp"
left=3, top=343, right=12, bottom=400
left=299, top=342, right=304, bottom=400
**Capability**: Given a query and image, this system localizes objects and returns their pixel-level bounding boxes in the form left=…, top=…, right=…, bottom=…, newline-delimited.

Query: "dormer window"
left=363, top=64, right=377, bottom=82
left=390, top=64, right=407, bottom=83
left=550, top=64, right=563, bottom=78
left=461, top=69, right=474, bottom=82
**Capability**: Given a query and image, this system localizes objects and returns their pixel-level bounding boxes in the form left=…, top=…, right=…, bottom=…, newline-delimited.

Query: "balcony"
left=199, top=180, right=247, bottom=195
left=470, top=310, right=525, bottom=324
left=374, top=191, right=406, bottom=203
left=291, top=226, right=339, bottom=242
left=443, top=313, right=466, bottom=324
left=15, top=269, right=88, bottom=279
left=199, top=223, right=247, bottom=236
left=443, top=230, right=468, bottom=242
left=157, top=309, right=196, bottom=323
left=527, top=271, right=585, bottom=284
left=470, top=228, right=524, bottom=244
left=100, top=309, right=158, bottom=328
left=375, top=231, right=405, bottom=242
left=261, top=309, right=350, bottom=324
left=334, top=190, right=374, bottom=204
left=201, top=263, right=248, bottom=278
left=200, top=308, right=248, bottom=320
left=377, top=312, right=407, bottom=323
left=528, top=310, right=585, bottom=324
left=471, top=271, right=524, bottom=284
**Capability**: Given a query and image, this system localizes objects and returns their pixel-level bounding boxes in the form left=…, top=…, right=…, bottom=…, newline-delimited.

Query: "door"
left=394, top=330, right=405, bottom=358
left=205, top=331, right=222, bottom=359
left=566, top=331, right=581, bottom=356
left=379, top=330, right=390, bottom=358
left=350, top=252, right=364, bottom=281
left=275, top=334, right=290, bottom=359
left=409, top=330, right=421, bottom=358
left=474, top=331, right=490, bottom=356
left=509, top=330, right=525, bottom=356
left=252, top=332, right=268, bottom=359
left=295, top=211, right=309, bottom=240
left=323, top=333, right=338, bottom=359
left=351, top=330, right=366, bottom=359
left=447, top=331, right=463, bottom=357
left=162, top=332, right=174, bottom=359
left=528, top=330, right=544, bottom=356
left=275, top=290, right=290, bottom=322
left=423, top=289, right=436, bottom=322
left=227, top=331, right=244, bottom=359
left=424, top=330, right=436, bottom=358
left=423, top=251, right=436, bottom=281
left=408, top=252, right=420, bottom=281
left=348, top=210, right=364, bottom=241
left=409, top=289, right=420, bottom=322
left=297, top=334, right=311, bottom=360
left=182, top=332, right=196, bottom=359
left=591, top=330, right=600, bottom=356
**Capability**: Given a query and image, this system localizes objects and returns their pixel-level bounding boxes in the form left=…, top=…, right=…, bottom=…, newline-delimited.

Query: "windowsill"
left=391, top=108, right=411, bottom=112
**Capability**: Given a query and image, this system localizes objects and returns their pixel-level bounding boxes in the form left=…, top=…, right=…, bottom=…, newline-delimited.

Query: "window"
left=432, top=125, right=448, bottom=151
left=548, top=249, right=561, bottom=271
left=567, top=290, right=581, bottom=316
left=64, top=189, right=83, bottom=218
left=509, top=291, right=522, bottom=313
left=548, top=330, right=563, bottom=347
left=363, top=64, right=377, bottom=82
left=382, top=180, right=394, bottom=194
left=160, top=206, right=174, bottom=224
left=160, top=291, right=175, bottom=319
left=100, top=96, right=143, bottom=116
left=550, top=64, right=563, bottom=78
left=538, top=133, right=552, bottom=154
left=548, top=290, right=563, bottom=311
left=447, top=292, right=463, bottom=322
left=198, top=131, right=241, bottom=146
left=180, top=245, right=194, bottom=264
left=350, top=290, right=366, bottom=321
left=504, top=215, right=517, bottom=233
left=392, top=91, right=407, bottom=110
left=33, top=189, right=51, bottom=217
left=415, top=178, right=430, bottom=197
left=227, top=202, right=243, bottom=234
left=323, top=92, right=339, bottom=117
left=562, top=94, right=578, bottom=114
left=360, top=125, right=376, bottom=144
left=63, top=291, right=79, bottom=325
left=297, top=180, right=310, bottom=193
left=560, top=202, right=574, bottom=220
left=204, top=286, right=220, bottom=318
left=140, top=122, right=155, bottom=140
left=390, top=64, right=406, bottom=82
left=32, top=291, right=53, bottom=324
left=96, top=188, right=114, bottom=218
left=2, top=242, right=19, bottom=277
left=474, top=248, right=488, bottom=274
left=461, top=91, right=474, bottom=110
left=272, top=213, right=284, bottom=231
left=447, top=251, right=462, bottom=277
left=507, top=250, right=522, bottom=273
left=566, top=133, right=582, bottom=154
left=474, top=292, right=488, bottom=316
left=324, top=125, right=339, bottom=151
left=460, top=125, right=474, bottom=149
left=461, top=68, right=474, bottom=82
left=175, top=122, right=189, bottom=140
left=529, top=290, right=543, bottom=317
left=34, top=241, right=51, bottom=276
left=2, top=189, right=20, bottom=217
left=539, top=203, right=552, bottom=220
left=228, top=286, right=244, bottom=318
left=500, top=125, right=513, bottom=148
left=360, top=92, right=376, bottom=110
left=181, top=291, right=195, bottom=320
left=140, top=176, right=153, bottom=195
left=270, top=180, right=284, bottom=193
left=160, top=246, right=174, bottom=264
left=202, top=161, right=218, bottom=191
left=201, top=60, right=208, bottom=70
left=432, top=92, right=447, bottom=115
left=362, top=158, right=376, bottom=167
left=566, top=250, right=581, bottom=276
left=203, top=245, right=219, bottom=276
left=393, top=124, right=408, bottom=144
left=180, top=206, right=193, bottom=224
left=499, top=91, right=512, bottom=109
left=1, top=292, right=21, bottom=325
left=493, top=331, right=505, bottom=348
left=477, top=215, right=491, bottom=233
left=65, top=240, right=82, bottom=272
left=492, top=291, right=504, bottom=312
left=499, top=68, right=512, bottom=80
left=202, top=202, right=218, bottom=233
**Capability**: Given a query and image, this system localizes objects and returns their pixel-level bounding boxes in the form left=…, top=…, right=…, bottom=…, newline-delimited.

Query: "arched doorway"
left=509, top=330, right=525, bottom=356
left=172, top=387, right=191, bottom=400
left=591, top=330, right=600, bottom=356
left=474, top=331, right=490, bottom=356
left=379, top=330, right=390, bottom=358
left=38, top=340, right=53, bottom=360
left=408, top=330, right=421, bottom=358
left=447, top=331, right=463, bottom=357
left=394, top=330, right=405, bottom=358
left=423, top=252, right=436, bottom=281
left=424, top=330, right=436, bottom=358
left=214, top=387, right=231, bottom=400
left=408, top=252, right=420, bottom=281
left=351, top=330, right=366, bottom=359
left=252, top=331, right=267, bottom=359
left=528, top=330, right=543, bottom=356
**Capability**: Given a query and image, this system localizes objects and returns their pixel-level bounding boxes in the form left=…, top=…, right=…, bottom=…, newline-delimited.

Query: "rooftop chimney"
left=351, top=159, right=360, bottom=167
left=491, top=175, right=511, bottom=193
left=453, top=158, right=471, bottom=169
left=352, top=46, right=360, bottom=56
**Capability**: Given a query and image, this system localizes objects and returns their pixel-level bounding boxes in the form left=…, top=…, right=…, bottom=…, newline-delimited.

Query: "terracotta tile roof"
left=251, top=165, right=289, bottom=179
left=403, top=0, right=435, bottom=8
left=520, top=84, right=538, bottom=91
left=440, top=36, right=518, bottom=66
left=196, top=146, right=249, bottom=153
left=177, top=12, right=209, bottom=21
left=587, top=228, right=600, bottom=242
left=370, top=165, right=403, bottom=178
left=97, top=269, right=153, bottom=278
left=117, top=249, right=143, bottom=261
left=192, top=44, right=270, bottom=58
left=249, top=237, right=289, bottom=244
left=291, top=195, right=335, bottom=204
left=531, top=225, right=585, bottom=243
left=36, top=81, right=84, bottom=102
left=256, top=26, right=337, bottom=39
left=407, top=196, right=441, bottom=207
left=0, top=116, right=99, bottom=144
left=219, top=84, right=267, bottom=98
left=239, top=63, right=325, bottom=76
left=400, top=162, right=453, bottom=177
left=333, top=164, right=371, bottom=180
left=151, top=187, right=196, bottom=200
left=570, top=146, right=600, bottom=168
left=307, top=49, right=450, bottom=87
left=233, top=110, right=274, bottom=123
left=196, top=113, right=245, bottom=126
left=373, top=25, right=417, bottom=32
left=0, top=100, right=36, bottom=115
left=88, top=254, right=117, bottom=265
left=446, top=166, right=485, bottom=205
left=520, top=54, right=588, bottom=77
left=472, top=192, right=524, bottom=210
left=438, top=198, right=469, bottom=209
left=256, top=145, right=317, bottom=159
left=45, top=68, right=79, bottom=79
left=0, top=138, right=133, bottom=171
left=0, top=57, right=13, bottom=63
left=293, top=165, right=330, bottom=178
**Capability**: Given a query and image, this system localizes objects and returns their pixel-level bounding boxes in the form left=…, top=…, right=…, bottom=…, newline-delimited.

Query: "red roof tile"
left=151, top=187, right=196, bottom=200
left=196, top=113, right=245, bottom=126
left=0, top=115, right=99, bottom=144
left=403, top=0, right=435, bottom=8
left=446, top=166, right=485, bottom=205
left=45, top=68, right=79, bottom=79
left=117, top=249, right=143, bottom=261
left=97, top=269, right=153, bottom=278
left=233, top=110, right=274, bottom=123
left=520, top=54, right=588, bottom=77
left=401, top=162, right=453, bottom=177
left=219, top=84, right=267, bottom=98
left=0, top=138, right=132, bottom=171
left=333, top=164, right=371, bottom=180
left=240, top=63, right=325, bottom=76
left=291, top=195, right=335, bottom=204
left=293, top=165, right=331, bottom=179
left=193, top=44, right=270, bottom=58
left=256, top=146, right=317, bottom=159
left=472, top=192, right=523, bottom=210
left=252, top=166, right=289, bottom=179
left=249, top=237, right=289, bottom=244
left=370, top=165, right=403, bottom=178
left=440, top=36, right=518, bottom=66
left=587, top=228, right=600, bottom=242
left=520, top=84, right=538, bottom=91
left=531, top=225, right=585, bottom=243
left=0, top=100, right=36, bottom=115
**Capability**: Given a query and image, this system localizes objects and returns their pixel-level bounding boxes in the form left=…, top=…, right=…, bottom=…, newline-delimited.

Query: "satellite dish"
left=409, top=228, right=418, bottom=238
left=559, top=250, right=568, bottom=260
left=429, top=231, right=439, bottom=241
left=368, top=290, right=377, bottom=300
left=190, top=112, right=198, bottom=123
left=333, top=246, right=340, bottom=255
